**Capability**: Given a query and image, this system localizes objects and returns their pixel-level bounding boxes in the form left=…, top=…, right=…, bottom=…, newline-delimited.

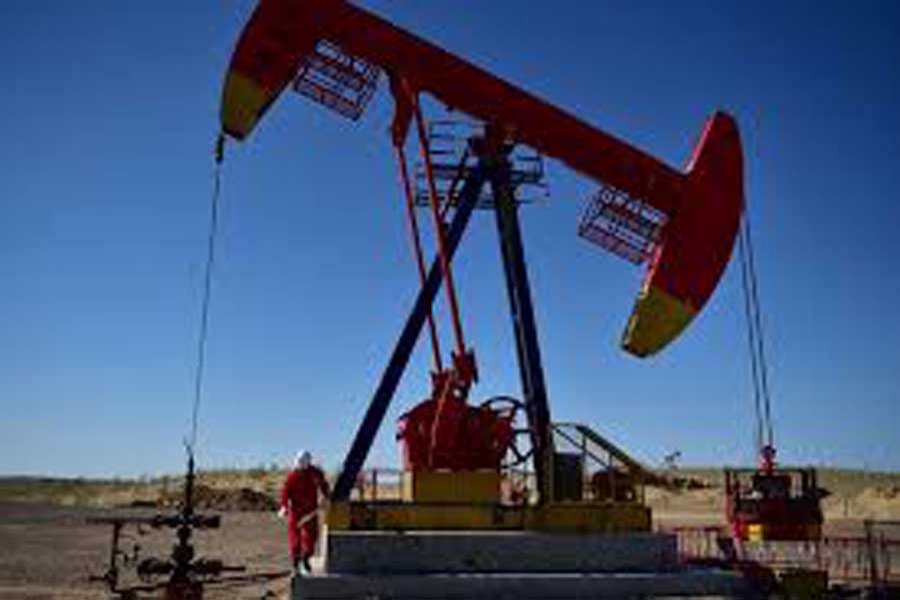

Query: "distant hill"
left=2, top=468, right=898, bottom=522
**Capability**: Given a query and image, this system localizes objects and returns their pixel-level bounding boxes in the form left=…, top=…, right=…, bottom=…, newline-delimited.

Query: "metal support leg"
left=489, top=158, right=553, bottom=505
left=332, top=165, right=489, bottom=502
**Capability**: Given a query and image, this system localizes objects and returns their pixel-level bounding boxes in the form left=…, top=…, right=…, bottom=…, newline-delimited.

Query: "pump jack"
left=215, top=2, right=768, bottom=596
left=219, top=0, right=744, bottom=513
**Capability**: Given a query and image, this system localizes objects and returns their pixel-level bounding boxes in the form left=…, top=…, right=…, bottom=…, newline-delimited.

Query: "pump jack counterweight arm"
left=332, top=165, right=489, bottom=502
left=411, top=89, right=468, bottom=358
left=394, top=143, right=442, bottom=373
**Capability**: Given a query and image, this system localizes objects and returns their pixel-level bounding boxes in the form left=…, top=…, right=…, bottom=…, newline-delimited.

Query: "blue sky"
left=1, top=1, right=898, bottom=477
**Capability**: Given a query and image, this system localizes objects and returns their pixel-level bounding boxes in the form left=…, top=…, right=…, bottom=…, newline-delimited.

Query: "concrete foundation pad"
left=291, top=570, right=756, bottom=599
left=326, top=530, right=678, bottom=574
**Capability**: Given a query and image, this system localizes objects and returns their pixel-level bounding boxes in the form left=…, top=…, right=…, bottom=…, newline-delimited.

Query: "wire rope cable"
left=743, top=211, right=774, bottom=446
left=737, top=203, right=774, bottom=452
left=738, top=223, right=765, bottom=452
left=188, top=143, right=225, bottom=453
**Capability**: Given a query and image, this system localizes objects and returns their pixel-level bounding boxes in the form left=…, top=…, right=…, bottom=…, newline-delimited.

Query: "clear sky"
left=2, top=1, right=898, bottom=477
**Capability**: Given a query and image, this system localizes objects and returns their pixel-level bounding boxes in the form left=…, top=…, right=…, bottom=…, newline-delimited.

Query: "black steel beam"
left=331, top=163, right=488, bottom=501
left=490, top=160, right=553, bottom=504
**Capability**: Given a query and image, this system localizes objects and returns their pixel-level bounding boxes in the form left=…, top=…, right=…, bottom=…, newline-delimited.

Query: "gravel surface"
left=0, top=501, right=883, bottom=599
left=0, top=503, right=291, bottom=600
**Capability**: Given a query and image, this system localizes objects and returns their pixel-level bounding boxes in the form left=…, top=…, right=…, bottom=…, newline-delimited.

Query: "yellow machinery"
left=327, top=422, right=656, bottom=533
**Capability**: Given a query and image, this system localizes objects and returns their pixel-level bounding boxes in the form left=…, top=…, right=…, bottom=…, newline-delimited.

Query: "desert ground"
left=1, top=468, right=898, bottom=599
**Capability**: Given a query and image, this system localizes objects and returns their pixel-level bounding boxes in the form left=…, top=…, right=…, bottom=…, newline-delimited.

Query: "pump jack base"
left=294, top=524, right=755, bottom=600
left=327, top=500, right=651, bottom=533
left=294, top=504, right=758, bottom=599
left=291, top=570, right=754, bottom=600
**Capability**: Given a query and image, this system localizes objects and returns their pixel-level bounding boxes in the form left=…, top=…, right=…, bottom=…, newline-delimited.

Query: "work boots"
left=293, top=557, right=313, bottom=577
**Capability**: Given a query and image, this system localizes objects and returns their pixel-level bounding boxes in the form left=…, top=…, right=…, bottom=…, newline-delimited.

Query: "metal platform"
left=327, top=500, right=651, bottom=533
left=325, top=530, right=677, bottom=575
left=577, top=183, right=667, bottom=265
left=414, top=120, right=548, bottom=210
left=291, top=570, right=756, bottom=599
left=294, top=528, right=760, bottom=599
left=292, top=40, right=380, bottom=121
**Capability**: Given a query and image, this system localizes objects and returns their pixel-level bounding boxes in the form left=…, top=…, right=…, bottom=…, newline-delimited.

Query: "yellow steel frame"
left=402, top=471, right=502, bottom=503
left=328, top=500, right=650, bottom=533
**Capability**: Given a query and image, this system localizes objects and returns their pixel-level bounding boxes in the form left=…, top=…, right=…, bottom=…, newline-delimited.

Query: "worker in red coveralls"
left=278, top=450, right=330, bottom=575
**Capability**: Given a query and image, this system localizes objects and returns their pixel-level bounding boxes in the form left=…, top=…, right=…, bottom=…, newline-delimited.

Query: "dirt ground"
left=2, top=469, right=898, bottom=599
left=1, top=501, right=887, bottom=600
left=0, top=503, right=707, bottom=600
left=0, top=503, right=291, bottom=600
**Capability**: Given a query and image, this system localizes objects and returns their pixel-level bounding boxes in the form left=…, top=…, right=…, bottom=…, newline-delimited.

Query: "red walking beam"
left=219, top=0, right=744, bottom=357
